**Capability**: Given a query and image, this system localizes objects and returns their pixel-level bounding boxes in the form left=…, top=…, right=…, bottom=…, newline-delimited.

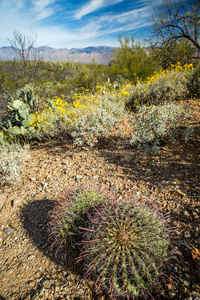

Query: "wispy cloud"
left=31, top=0, right=56, bottom=20
left=80, top=6, right=152, bottom=38
left=0, top=0, right=154, bottom=49
left=75, top=0, right=124, bottom=19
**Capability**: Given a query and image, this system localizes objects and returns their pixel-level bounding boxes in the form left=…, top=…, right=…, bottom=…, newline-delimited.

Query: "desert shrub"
left=30, top=83, right=127, bottom=146
left=0, top=143, right=29, bottom=181
left=78, top=198, right=170, bottom=299
left=68, top=83, right=127, bottom=148
left=130, top=102, right=194, bottom=153
left=186, top=66, right=200, bottom=97
left=112, top=35, right=155, bottom=84
left=126, top=63, right=193, bottom=109
left=30, top=95, right=69, bottom=139
left=70, top=97, right=126, bottom=148
left=49, top=186, right=106, bottom=259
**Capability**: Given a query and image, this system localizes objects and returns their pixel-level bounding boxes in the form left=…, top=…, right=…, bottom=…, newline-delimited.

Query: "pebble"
left=179, top=285, right=187, bottom=294
left=184, top=231, right=191, bottom=238
left=184, top=210, right=191, bottom=218
left=0, top=113, right=200, bottom=300
left=109, top=184, right=117, bottom=191
left=28, top=281, right=35, bottom=288
left=3, top=227, right=14, bottom=235
left=168, top=291, right=177, bottom=298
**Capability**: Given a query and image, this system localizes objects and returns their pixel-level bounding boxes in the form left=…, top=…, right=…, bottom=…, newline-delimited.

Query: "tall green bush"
left=112, top=35, right=155, bottom=84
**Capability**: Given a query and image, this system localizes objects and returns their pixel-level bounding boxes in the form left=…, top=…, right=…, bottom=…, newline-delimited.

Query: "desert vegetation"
left=0, top=0, right=199, bottom=298
left=0, top=55, right=199, bottom=298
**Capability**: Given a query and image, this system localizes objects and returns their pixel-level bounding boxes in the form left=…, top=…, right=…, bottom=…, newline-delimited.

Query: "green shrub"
left=70, top=105, right=125, bottom=148
left=186, top=66, right=200, bottom=97
left=31, top=86, right=126, bottom=147
left=0, top=143, right=30, bottom=181
left=70, top=93, right=126, bottom=148
left=49, top=186, right=106, bottom=259
left=130, top=102, right=194, bottom=153
left=112, top=35, right=155, bottom=84
left=126, top=63, right=192, bottom=109
left=78, top=198, right=170, bottom=299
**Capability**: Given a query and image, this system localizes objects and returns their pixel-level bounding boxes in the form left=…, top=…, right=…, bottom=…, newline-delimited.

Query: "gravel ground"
left=0, top=99, right=199, bottom=300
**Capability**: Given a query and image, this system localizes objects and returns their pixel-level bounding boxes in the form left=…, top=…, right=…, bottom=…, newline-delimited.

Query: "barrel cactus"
left=78, top=198, right=171, bottom=299
left=48, top=185, right=106, bottom=260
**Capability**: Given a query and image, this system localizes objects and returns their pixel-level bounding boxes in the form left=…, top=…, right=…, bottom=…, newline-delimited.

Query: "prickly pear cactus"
left=0, top=85, right=40, bottom=143
left=2, top=91, right=13, bottom=103
left=17, top=85, right=41, bottom=112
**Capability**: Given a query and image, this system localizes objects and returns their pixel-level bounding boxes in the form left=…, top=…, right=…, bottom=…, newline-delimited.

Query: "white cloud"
left=0, top=0, right=153, bottom=49
left=75, top=0, right=124, bottom=19
left=81, top=6, right=152, bottom=38
left=32, top=0, right=55, bottom=11
left=31, top=0, right=56, bottom=20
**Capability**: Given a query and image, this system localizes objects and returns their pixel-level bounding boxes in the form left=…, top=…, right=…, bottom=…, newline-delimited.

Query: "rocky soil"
left=0, top=99, right=199, bottom=300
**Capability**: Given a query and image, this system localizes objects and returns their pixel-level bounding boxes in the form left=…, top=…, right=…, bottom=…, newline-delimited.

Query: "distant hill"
left=0, top=45, right=116, bottom=64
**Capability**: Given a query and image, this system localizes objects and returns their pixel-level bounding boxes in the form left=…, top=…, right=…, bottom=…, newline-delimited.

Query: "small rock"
left=184, top=274, right=191, bottom=283
left=179, top=285, right=187, bottom=294
left=109, top=184, right=117, bottom=191
left=44, top=290, right=49, bottom=298
left=27, top=255, right=35, bottom=260
left=67, top=274, right=71, bottom=280
left=3, top=227, right=14, bottom=235
left=40, top=288, right=45, bottom=296
left=185, top=186, right=191, bottom=192
left=43, top=279, right=50, bottom=285
left=183, top=280, right=190, bottom=287
left=28, top=281, right=36, bottom=288
left=191, top=247, right=200, bottom=261
left=173, top=190, right=186, bottom=198
left=183, top=210, right=190, bottom=218
left=168, top=291, right=177, bottom=298
left=184, top=231, right=191, bottom=239
left=78, top=289, right=84, bottom=295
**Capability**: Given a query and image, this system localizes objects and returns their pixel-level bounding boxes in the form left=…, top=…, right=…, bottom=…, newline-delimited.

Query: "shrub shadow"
left=98, top=124, right=200, bottom=195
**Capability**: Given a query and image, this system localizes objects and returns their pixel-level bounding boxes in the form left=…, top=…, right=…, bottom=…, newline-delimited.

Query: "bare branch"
left=7, top=31, right=44, bottom=84
left=151, top=0, right=200, bottom=52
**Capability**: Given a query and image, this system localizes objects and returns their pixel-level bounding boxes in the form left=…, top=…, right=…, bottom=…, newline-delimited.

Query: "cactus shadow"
left=19, top=199, right=108, bottom=299
left=20, top=199, right=80, bottom=272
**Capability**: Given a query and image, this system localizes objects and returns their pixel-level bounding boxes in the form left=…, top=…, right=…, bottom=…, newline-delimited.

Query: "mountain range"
left=0, top=46, right=116, bottom=64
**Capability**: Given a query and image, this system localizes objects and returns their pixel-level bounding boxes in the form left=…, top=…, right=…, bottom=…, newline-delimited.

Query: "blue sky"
left=0, top=0, right=160, bottom=49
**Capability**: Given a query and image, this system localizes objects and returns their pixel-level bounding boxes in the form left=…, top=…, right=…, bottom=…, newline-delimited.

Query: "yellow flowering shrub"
left=126, top=62, right=194, bottom=109
left=30, top=82, right=126, bottom=142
